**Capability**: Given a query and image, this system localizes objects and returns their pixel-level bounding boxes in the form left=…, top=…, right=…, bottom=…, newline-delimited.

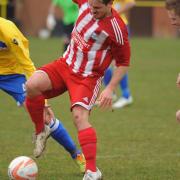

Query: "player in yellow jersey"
left=0, top=17, right=36, bottom=106
left=103, top=0, right=135, bottom=109
left=0, top=17, right=85, bottom=173
left=113, top=0, right=136, bottom=25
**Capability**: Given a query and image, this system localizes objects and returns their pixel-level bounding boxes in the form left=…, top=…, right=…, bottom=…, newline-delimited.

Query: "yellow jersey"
left=0, top=17, right=35, bottom=79
left=113, top=0, right=135, bottom=25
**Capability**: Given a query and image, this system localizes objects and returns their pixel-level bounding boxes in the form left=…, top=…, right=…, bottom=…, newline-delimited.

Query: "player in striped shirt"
left=25, top=0, right=130, bottom=179
left=0, top=17, right=85, bottom=173
left=103, top=0, right=135, bottom=109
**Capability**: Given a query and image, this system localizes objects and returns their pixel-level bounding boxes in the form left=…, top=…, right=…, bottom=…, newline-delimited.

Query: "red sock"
left=25, top=95, right=45, bottom=134
left=78, top=127, right=97, bottom=172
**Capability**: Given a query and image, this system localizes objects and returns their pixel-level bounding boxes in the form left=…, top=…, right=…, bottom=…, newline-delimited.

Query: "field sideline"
left=0, top=37, right=180, bottom=180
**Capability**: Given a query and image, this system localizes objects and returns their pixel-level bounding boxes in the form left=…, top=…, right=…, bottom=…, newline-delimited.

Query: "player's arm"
left=98, top=27, right=131, bottom=109
left=14, top=41, right=36, bottom=78
left=177, top=73, right=180, bottom=89
left=98, top=66, right=128, bottom=109
left=10, top=37, right=36, bottom=79
left=115, top=0, right=136, bottom=14
left=46, top=0, right=58, bottom=31
left=105, top=66, right=128, bottom=92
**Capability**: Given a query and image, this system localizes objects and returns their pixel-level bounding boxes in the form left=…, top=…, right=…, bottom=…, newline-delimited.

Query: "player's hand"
left=43, top=105, right=55, bottom=124
left=46, top=13, right=56, bottom=30
left=176, top=110, right=180, bottom=122
left=97, top=88, right=113, bottom=109
left=176, top=73, right=180, bottom=89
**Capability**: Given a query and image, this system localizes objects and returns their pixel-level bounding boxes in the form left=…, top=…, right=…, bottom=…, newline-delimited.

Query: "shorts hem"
left=71, top=102, right=93, bottom=111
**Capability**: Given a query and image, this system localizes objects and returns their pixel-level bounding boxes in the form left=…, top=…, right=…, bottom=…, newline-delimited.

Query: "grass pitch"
left=0, top=37, right=180, bottom=180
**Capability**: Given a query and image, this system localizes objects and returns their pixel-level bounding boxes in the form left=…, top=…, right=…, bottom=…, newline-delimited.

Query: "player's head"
left=88, top=0, right=113, bottom=19
left=166, top=0, right=180, bottom=26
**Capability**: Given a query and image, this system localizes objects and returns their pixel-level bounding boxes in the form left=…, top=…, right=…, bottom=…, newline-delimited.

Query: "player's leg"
left=25, top=71, right=54, bottom=157
left=112, top=73, right=133, bottom=109
left=43, top=106, right=85, bottom=173
left=25, top=59, right=67, bottom=136
left=32, top=60, right=86, bottom=171
left=25, top=71, right=52, bottom=134
left=47, top=117, right=85, bottom=173
left=103, top=67, right=112, bottom=86
left=69, top=76, right=102, bottom=179
left=72, top=106, right=102, bottom=179
left=103, top=67, right=117, bottom=101
left=120, top=73, right=130, bottom=98
left=72, top=106, right=96, bottom=170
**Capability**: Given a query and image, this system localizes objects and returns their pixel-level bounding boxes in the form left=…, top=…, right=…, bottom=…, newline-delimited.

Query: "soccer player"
left=0, top=17, right=85, bottom=173
left=25, top=0, right=130, bottom=179
left=176, top=73, right=180, bottom=121
left=166, top=0, right=180, bottom=26
left=165, top=0, right=180, bottom=121
left=46, top=0, right=78, bottom=51
left=103, top=0, right=135, bottom=109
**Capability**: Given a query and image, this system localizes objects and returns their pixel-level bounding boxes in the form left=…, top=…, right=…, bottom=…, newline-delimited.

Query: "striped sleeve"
left=73, top=0, right=86, bottom=6
left=111, top=18, right=124, bottom=45
left=110, top=18, right=130, bottom=66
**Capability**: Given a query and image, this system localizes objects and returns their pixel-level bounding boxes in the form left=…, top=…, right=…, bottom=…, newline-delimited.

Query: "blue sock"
left=103, top=67, right=112, bottom=86
left=104, top=68, right=131, bottom=99
left=120, top=73, right=131, bottom=99
left=49, top=119, right=79, bottom=159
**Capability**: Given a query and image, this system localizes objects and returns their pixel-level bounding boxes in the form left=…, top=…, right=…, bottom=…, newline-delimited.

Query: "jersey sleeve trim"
left=111, top=18, right=124, bottom=45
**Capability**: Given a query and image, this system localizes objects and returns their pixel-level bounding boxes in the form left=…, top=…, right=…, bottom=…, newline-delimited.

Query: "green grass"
left=0, top=37, right=180, bottom=180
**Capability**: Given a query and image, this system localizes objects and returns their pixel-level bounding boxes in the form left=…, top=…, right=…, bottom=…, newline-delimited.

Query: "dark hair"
left=102, top=0, right=112, bottom=5
left=166, top=0, right=180, bottom=16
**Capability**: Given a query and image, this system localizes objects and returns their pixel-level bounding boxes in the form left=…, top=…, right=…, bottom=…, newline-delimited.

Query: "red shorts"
left=40, top=58, right=102, bottom=110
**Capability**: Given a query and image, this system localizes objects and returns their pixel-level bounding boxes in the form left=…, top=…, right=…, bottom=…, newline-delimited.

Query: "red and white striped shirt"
left=62, top=0, right=130, bottom=77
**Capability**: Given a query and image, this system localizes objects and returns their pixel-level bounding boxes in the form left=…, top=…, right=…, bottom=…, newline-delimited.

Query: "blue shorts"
left=0, top=74, right=27, bottom=106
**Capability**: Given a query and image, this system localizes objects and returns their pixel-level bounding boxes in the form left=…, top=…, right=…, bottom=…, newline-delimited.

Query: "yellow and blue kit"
left=113, top=0, right=135, bottom=25
left=0, top=17, right=36, bottom=106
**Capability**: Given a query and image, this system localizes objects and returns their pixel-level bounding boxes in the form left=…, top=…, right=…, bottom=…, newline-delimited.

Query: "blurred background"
left=1, top=1, right=180, bottom=179
left=0, top=0, right=179, bottom=37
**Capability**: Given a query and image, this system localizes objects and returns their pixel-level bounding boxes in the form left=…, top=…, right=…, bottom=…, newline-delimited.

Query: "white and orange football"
left=8, top=156, right=38, bottom=180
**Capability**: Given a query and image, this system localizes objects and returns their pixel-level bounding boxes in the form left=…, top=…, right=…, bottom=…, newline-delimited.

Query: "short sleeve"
left=110, top=17, right=131, bottom=67
left=111, top=39, right=130, bottom=67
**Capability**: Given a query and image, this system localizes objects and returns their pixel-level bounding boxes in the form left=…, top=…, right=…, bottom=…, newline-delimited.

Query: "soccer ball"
left=8, top=156, right=38, bottom=180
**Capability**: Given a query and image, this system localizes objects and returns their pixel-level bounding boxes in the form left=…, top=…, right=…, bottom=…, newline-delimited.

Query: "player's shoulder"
left=0, top=17, right=15, bottom=28
left=0, top=18, right=28, bottom=47
left=0, top=18, right=15, bottom=44
left=73, top=0, right=87, bottom=6
left=100, top=9, right=128, bottom=45
left=0, top=18, right=17, bottom=37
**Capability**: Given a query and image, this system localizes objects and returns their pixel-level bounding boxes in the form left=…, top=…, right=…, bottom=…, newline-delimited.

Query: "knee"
left=176, top=110, right=180, bottom=122
left=72, top=106, right=91, bottom=130
left=73, top=110, right=84, bottom=127
left=25, top=79, right=40, bottom=98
